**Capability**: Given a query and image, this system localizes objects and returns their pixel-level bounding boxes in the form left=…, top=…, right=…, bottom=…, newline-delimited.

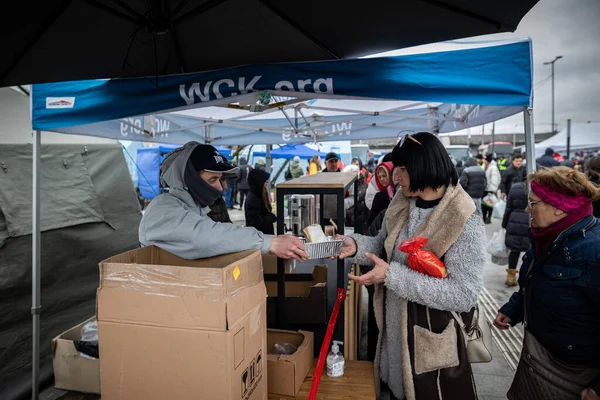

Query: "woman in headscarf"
left=244, top=169, right=276, bottom=234
left=495, top=166, right=600, bottom=400
left=337, top=132, right=486, bottom=400
left=367, top=164, right=399, bottom=227
left=365, top=153, right=393, bottom=209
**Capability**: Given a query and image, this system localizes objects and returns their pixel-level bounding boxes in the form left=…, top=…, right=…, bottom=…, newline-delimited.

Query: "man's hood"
left=160, top=142, right=198, bottom=190
left=466, top=157, right=478, bottom=167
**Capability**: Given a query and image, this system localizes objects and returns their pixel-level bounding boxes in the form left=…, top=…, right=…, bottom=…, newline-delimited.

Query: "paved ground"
left=473, top=216, right=525, bottom=400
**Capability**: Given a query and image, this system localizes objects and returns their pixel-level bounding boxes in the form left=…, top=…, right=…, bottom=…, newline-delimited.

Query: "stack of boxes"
left=52, top=246, right=315, bottom=399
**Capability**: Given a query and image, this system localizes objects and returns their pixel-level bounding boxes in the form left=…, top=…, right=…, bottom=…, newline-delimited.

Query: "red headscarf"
left=375, top=162, right=394, bottom=191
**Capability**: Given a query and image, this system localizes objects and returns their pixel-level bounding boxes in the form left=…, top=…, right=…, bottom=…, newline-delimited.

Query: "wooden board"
left=344, top=281, right=349, bottom=360
left=268, top=361, right=376, bottom=400
left=349, top=265, right=356, bottom=361
left=356, top=271, right=363, bottom=358
left=276, top=172, right=356, bottom=189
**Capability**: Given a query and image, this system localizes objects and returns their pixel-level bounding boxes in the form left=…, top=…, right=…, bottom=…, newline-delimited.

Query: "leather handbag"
left=507, top=330, right=600, bottom=400
left=451, top=307, right=492, bottom=363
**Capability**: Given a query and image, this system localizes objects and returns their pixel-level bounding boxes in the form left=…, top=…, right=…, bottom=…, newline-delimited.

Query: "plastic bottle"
left=326, top=340, right=345, bottom=377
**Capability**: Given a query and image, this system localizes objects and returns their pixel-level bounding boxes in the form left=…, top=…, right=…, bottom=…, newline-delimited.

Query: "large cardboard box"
left=98, top=246, right=267, bottom=400
left=52, top=317, right=101, bottom=394
left=267, top=329, right=314, bottom=397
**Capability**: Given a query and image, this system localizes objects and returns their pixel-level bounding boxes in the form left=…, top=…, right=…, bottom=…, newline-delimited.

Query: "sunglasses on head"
left=398, top=131, right=422, bottom=147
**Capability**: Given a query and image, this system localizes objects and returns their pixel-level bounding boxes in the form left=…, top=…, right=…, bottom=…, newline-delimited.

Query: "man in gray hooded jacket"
left=139, top=142, right=308, bottom=261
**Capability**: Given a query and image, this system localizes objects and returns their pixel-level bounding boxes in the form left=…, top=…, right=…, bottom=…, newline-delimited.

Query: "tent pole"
left=524, top=108, right=536, bottom=175
left=32, top=130, right=42, bottom=400
left=566, top=119, right=571, bottom=159
left=266, top=145, right=272, bottom=194
left=266, top=145, right=272, bottom=174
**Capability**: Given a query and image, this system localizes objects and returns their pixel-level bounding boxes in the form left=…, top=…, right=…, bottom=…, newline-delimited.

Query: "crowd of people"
left=138, top=136, right=600, bottom=400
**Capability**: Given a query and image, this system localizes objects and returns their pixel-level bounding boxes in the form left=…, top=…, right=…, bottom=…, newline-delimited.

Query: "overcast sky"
left=463, top=0, right=600, bottom=134
left=373, top=0, right=600, bottom=136
left=494, top=0, right=600, bottom=134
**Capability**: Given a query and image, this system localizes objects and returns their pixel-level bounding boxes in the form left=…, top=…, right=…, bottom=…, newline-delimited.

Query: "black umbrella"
left=1, top=0, right=538, bottom=87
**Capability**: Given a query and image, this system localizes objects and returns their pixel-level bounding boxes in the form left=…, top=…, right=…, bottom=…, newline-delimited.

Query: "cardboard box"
left=265, top=265, right=327, bottom=325
left=267, top=329, right=314, bottom=397
left=98, top=246, right=267, bottom=400
left=52, top=317, right=101, bottom=394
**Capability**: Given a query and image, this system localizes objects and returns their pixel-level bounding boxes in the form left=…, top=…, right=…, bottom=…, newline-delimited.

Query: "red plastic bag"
left=398, top=237, right=447, bottom=278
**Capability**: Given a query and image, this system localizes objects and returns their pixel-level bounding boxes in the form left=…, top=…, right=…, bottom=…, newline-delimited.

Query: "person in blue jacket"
left=494, top=167, right=600, bottom=400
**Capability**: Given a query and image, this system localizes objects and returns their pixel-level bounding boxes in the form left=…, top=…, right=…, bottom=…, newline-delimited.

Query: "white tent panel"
left=535, top=122, right=600, bottom=153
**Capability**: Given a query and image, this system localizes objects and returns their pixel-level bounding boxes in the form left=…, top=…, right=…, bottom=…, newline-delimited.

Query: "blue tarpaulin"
left=253, top=144, right=327, bottom=160
left=136, top=144, right=231, bottom=198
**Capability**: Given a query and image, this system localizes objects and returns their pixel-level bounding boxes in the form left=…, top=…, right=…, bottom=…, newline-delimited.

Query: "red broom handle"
left=307, top=288, right=347, bottom=400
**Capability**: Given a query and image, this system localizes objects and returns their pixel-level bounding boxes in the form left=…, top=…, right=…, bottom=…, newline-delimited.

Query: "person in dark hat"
left=537, top=147, right=561, bottom=168
left=323, top=152, right=341, bottom=172
left=139, top=142, right=307, bottom=261
left=475, top=153, right=485, bottom=168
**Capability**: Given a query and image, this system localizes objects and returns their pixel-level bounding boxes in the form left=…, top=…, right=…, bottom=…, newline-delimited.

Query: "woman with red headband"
left=494, top=166, right=600, bottom=400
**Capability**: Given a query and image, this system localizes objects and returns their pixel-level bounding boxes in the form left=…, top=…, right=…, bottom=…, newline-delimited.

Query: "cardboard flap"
left=98, top=247, right=264, bottom=330
left=99, top=247, right=263, bottom=297
left=52, top=316, right=101, bottom=394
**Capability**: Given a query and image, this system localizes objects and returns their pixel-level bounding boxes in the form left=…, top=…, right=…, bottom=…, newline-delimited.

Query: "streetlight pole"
left=544, top=55, right=563, bottom=133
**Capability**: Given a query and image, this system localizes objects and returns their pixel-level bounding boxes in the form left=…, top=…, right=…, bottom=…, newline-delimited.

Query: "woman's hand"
left=335, top=235, right=357, bottom=259
left=493, top=312, right=512, bottom=330
left=581, top=388, right=600, bottom=400
left=348, top=253, right=389, bottom=286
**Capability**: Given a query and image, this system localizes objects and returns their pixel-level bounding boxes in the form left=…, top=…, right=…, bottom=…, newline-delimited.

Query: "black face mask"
left=183, top=159, right=223, bottom=207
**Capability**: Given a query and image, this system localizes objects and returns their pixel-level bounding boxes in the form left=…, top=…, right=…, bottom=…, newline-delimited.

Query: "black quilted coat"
left=502, top=182, right=531, bottom=252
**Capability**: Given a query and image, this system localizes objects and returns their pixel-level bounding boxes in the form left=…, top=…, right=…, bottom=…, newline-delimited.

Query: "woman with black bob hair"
left=336, top=131, right=486, bottom=400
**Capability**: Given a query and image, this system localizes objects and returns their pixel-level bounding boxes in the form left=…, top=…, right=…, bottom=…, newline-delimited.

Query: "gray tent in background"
left=0, top=89, right=141, bottom=399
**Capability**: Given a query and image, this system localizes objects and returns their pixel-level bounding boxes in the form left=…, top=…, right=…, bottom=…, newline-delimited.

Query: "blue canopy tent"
left=27, top=37, right=535, bottom=395
left=32, top=38, right=533, bottom=146
left=253, top=144, right=327, bottom=160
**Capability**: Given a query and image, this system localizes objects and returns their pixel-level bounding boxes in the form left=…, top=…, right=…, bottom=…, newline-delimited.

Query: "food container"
left=299, top=237, right=344, bottom=259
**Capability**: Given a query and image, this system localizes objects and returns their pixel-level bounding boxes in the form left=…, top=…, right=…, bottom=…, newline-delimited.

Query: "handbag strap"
left=450, top=311, right=467, bottom=331
left=451, top=308, right=480, bottom=335
left=450, top=311, right=470, bottom=347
